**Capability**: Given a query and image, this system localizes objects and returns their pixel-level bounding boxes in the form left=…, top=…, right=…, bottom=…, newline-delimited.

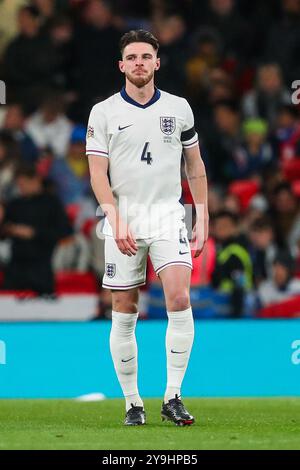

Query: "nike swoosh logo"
left=121, top=357, right=135, bottom=363
left=179, top=251, right=189, bottom=255
left=171, top=349, right=187, bottom=354
left=118, top=124, right=133, bottom=131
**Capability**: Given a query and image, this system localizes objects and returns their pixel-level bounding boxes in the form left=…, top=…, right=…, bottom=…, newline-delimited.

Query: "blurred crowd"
left=1, top=0, right=300, bottom=318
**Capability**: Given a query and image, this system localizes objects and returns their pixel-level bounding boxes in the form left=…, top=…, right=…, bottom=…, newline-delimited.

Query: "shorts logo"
left=179, top=227, right=189, bottom=254
left=160, top=116, right=176, bottom=135
left=106, top=263, right=116, bottom=278
left=87, top=126, right=94, bottom=138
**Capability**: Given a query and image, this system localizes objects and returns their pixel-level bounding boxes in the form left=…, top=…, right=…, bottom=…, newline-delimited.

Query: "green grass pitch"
left=0, top=398, right=300, bottom=450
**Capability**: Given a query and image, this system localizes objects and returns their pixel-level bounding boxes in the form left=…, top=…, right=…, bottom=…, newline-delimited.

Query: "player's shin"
left=109, top=311, right=143, bottom=411
left=164, top=307, right=194, bottom=403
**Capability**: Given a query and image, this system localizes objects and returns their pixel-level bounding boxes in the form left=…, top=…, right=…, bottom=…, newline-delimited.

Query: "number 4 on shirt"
left=140, top=142, right=152, bottom=165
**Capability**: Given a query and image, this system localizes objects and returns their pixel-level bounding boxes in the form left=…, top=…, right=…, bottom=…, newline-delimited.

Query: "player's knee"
left=168, top=292, right=190, bottom=312
left=113, top=296, right=138, bottom=313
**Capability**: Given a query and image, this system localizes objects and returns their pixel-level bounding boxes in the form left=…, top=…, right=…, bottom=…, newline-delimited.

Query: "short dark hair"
left=120, top=30, right=159, bottom=56
left=250, top=217, right=273, bottom=232
left=19, top=5, right=40, bottom=18
left=278, top=104, right=299, bottom=118
left=15, top=164, right=38, bottom=180
left=273, top=251, right=295, bottom=274
left=272, top=181, right=292, bottom=196
left=48, top=15, right=72, bottom=30
left=212, top=210, right=239, bottom=224
left=213, top=99, right=240, bottom=114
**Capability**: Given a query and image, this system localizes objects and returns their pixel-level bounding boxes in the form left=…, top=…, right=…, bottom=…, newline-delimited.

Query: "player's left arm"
left=183, top=144, right=209, bottom=257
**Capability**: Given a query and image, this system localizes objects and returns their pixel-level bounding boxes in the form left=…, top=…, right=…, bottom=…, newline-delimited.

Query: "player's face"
left=119, top=42, right=160, bottom=88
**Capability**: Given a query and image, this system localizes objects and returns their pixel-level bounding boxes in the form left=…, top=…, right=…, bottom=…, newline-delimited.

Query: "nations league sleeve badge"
left=87, top=125, right=94, bottom=138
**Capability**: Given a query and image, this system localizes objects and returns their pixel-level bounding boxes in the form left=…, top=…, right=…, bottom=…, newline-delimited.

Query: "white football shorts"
left=102, top=225, right=193, bottom=290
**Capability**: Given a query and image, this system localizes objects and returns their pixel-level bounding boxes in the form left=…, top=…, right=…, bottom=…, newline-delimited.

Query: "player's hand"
left=113, top=218, right=138, bottom=256
left=191, top=213, right=209, bottom=258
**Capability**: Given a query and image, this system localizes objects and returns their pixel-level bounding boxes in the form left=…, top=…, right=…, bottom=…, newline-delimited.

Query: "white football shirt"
left=86, top=87, right=198, bottom=239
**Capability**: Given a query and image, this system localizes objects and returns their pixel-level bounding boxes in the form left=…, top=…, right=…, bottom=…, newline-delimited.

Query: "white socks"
left=164, top=307, right=194, bottom=403
left=110, top=308, right=194, bottom=409
left=110, top=310, right=143, bottom=411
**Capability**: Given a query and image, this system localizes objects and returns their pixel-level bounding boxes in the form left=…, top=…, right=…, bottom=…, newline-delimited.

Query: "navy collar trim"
left=120, top=86, right=161, bottom=108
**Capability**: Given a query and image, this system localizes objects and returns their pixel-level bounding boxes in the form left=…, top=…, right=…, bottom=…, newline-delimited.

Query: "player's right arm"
left=87, top=155, right=137, bottom=257
left=86, top=104, right=137, bottom=256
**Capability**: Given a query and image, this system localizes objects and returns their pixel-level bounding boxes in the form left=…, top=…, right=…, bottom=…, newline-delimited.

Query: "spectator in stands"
left=31, top=0, right=56, bottom=31
left=52, top=231, right=91, bottom=273
left=207, top=67, right=235, bottom=105
left=264, top=0, right=300, bottom=83
left=153, top=14, right=188, bottom=96
left=228, top=118, right=276, bottom=181
left=191, top=68, right=236, bottom=154
left=0, top=165, right=71, bottom=295
left=257, top=251, right=300, bottom=307
left=26, top=92, right=73, bottom=158
left=207, top=186, right=223, bottom=216
left=186, top=29, right=221, bottom=101
left=3, top=5, right=58, bottom=112
left=242, top=64, right=290, bottom=128
left=270, top=181, right=300, bottom=254
left=206, top=99, right=243, bottom=184
left=241, top=193, right=269, bottom=233
left=48, top=15, right=75, bottom=93
left=272, top=104, right=300, bottom=161
left=223, top=192, right=241, bottom=215
left=275, top=107, right=300, bottom=162
left=48, top=125, right=90, bottom=205
left=195, top=0, right=251, bottom=62
left=0, top=131, right=21, bottom=202
left=248, top=217, right=279, bottom=287
left=211, top=210, right=253, bottom=317
left=1, top=104, right=39, bottom=164
left=260, top=166, right=284, bottom=203
left=71, top=0, right=122, bottom=121
left=0, top=202, right=10, bottom=270
left=0, top=0, right=27, bottom=57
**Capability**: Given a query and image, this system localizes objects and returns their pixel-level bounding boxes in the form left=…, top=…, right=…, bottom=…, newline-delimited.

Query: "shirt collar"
left=120, top=86, right=161, bottom=108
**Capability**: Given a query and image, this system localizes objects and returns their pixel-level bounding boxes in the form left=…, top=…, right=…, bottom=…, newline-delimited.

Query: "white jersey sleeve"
left=181, top=99, right=199, bottom=149
left=86, top=104, right=109, bottom=158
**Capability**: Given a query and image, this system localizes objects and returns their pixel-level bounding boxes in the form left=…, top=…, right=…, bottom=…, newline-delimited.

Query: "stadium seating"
left=258, top=295, right=300, bottom=318
left=281, top=158, right=300, bottom=182
left=228, top=179, right=260, bottom=212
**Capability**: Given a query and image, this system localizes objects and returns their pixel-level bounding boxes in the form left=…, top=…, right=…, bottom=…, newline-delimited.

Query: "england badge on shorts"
left=160, top=116, right=176, bottom=135
left=105, top=263, right=116, bottom=278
